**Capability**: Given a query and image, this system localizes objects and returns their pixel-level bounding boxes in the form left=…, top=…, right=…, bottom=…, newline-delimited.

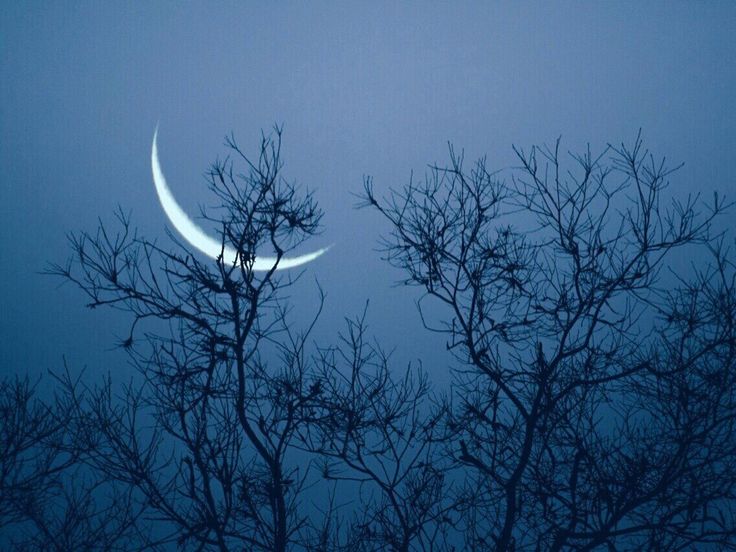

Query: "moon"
left=151, top=128, right=329, bottom=270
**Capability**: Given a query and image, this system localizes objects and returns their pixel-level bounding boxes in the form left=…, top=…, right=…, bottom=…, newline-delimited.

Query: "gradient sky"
left=1, top=2, right=734, bottom=385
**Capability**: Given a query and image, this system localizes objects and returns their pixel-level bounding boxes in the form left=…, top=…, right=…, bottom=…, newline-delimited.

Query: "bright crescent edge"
left=152, top=127, right=329, bottom=271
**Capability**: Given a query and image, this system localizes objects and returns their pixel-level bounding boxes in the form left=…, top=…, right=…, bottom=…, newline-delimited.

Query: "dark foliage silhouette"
left=2, top=130, right=733, bottom=551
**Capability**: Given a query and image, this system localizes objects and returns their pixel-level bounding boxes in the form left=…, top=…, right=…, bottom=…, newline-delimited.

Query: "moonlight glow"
left=151, top=128, right=329, bottom=270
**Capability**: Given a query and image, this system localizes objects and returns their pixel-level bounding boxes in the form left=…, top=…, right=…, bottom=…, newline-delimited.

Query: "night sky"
left=1, top=2, right=735, bottom=387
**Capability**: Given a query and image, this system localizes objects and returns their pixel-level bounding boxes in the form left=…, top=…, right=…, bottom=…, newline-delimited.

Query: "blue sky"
left=1, top=2, right=734, bottom=382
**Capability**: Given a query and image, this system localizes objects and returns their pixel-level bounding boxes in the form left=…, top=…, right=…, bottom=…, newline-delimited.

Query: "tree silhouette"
left=49, top=128, right=329, bottom=551
left=0, top=373, right=142, bottom=551
left=361, top=133, right=736, bottom=550
left=302, top=307, right=452, bottom=551
left=42, top=125, right=456, bottom=551
left=7, top=130, right=732, bottom=551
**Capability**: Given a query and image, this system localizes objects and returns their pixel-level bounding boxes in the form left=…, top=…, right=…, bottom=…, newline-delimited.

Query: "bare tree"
left=49, top=127, right=327, bottom=551
left=44, top=126, right=449, bottom=552
left=0, top=374, right=141, bottom=551
left=1, top=376, right=74, bottom=532
left=301, top=307, right=452, bottom=552
left=31, top=128, right=736, bottom=551
left=361, top=133, right=736, bottom=550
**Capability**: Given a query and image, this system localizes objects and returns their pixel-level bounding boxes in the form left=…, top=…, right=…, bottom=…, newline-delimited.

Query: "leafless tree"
left=0, top=373, right=141, bottom=551
left=361, top=133, right=736, bottom=551
left=300, top=307, right=453, bottom=552
left=42, top=126, right=451, bottom=552
left=30, top=128, right=736, bottom=551
left=1, top=376, right=74, bottom=532
left=49, top=127, right=328, bottom=551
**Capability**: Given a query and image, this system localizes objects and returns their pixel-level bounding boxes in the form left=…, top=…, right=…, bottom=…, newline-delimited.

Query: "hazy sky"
left=1, top=2, right=734, bottom=383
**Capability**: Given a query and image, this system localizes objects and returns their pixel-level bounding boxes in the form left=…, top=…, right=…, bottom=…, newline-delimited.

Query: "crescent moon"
left=151, top=128, right=329, bottom=270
